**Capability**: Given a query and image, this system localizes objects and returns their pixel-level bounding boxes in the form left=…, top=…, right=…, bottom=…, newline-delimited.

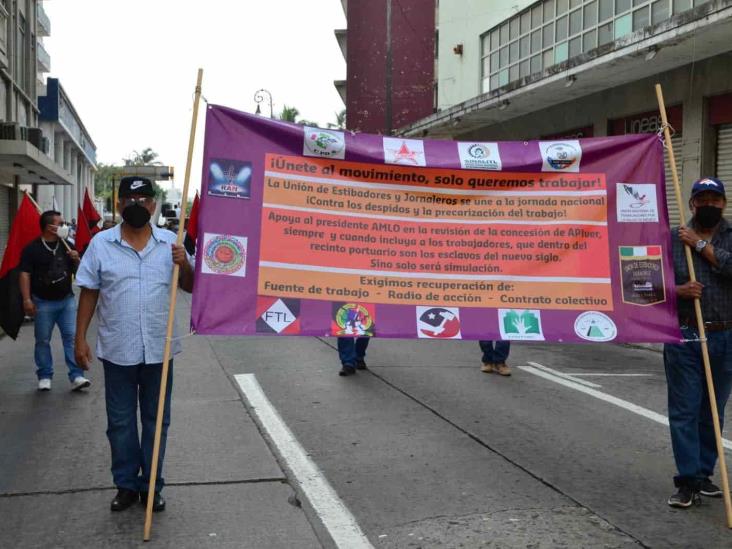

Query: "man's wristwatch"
left=695, top=239, right=709, bottom=253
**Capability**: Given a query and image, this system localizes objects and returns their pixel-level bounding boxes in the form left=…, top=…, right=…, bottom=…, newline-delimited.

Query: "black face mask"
left=122, top=204, right=151, bottom=228
left=695, top=205, right=724, bottom=229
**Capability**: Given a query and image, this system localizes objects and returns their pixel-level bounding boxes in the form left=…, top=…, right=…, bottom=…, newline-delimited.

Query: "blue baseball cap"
left=690, top=177, right=725, bottom=199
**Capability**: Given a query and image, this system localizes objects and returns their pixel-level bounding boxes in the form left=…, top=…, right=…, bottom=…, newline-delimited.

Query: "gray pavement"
left=0, top=293, right=321, bottom=548
left=2, top=293, right=732, bottom=548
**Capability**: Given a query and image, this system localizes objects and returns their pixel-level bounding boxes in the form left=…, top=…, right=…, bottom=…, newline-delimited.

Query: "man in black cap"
left=74, top=176, right=194, bottom=512
left=665, top=177, right=732, bottom=508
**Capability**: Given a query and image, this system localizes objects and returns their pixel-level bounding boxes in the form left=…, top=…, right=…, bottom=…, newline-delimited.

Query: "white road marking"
left=569, top=373, right=653, bottom=377
left=526, top=361, right=602, bottom=388
left=519, top=365, right=732, bottom=451
left=234, top=373, right=373, bottom=549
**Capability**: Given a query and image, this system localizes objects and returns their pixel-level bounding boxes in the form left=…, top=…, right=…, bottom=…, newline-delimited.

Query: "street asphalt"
left=1, top=292, right=732, bottom=548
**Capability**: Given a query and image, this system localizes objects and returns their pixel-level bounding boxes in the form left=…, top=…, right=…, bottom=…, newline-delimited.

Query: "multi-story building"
left=37, top=78, right=96, bottom=222
left=402, top=0, right=732, bottom=224
left=334, top=0, right=436, bottom=134
left=0, top=1, right=95, bottom=253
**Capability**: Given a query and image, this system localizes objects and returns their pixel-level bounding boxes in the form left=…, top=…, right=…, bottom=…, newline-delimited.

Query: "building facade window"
left=481, top=0, right=709, bottom=93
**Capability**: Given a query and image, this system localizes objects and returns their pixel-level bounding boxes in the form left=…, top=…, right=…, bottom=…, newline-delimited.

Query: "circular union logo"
left=546, top=143, right=579, bottom=170
left=305, top=130, right=344, bottom=156
left=335, top=303, right=373, bottom=334
left=204, top=235, right=246, bottom=274
left=574, top=311, right=617, bottom=342
left=468, top=144, right=489, bottom=159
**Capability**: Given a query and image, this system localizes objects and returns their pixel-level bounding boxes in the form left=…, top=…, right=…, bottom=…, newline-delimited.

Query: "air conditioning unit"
left=0, top=122, right=19, bottom=140
left=27, top=127, right=43, bottom=150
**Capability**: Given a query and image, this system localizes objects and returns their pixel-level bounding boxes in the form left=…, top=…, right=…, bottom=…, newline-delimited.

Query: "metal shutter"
left=716, top=124, right=732, bottom=188
left=664, top=135, right=683, bottom=228
left=0, top=185, right=10, bottom=258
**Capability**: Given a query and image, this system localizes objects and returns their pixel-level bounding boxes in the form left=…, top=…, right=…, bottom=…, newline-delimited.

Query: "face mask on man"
left=695, top=205, right=723, bottom=229
left=56, top=225, right=70, bottom=239
left=122, top=204, right=151, bottom=228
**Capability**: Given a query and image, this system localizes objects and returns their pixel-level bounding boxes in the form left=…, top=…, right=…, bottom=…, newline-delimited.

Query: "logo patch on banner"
left=416, top=306, right=461, bottom=339
left=201, top=233, right=247, bottom=277
left=208, top=159, right=252, bottom=199
left=574, top=311, right=617, bottom=341
left=616, top=184, right=658, bottom=223
left=457, top=142, right=501, bottom=170
left=539, top=141, right=582, bottom=172
left=383, top=137, right=426, bottom=166
left=256, top=297, right=300, bottom=334
left=331, top=303, right=375, bottom=336
left=303, top=127, right=345, bottom=159
left=498, top=309, right=545, bottom=340
left=619, top=246, right=666, bottom=306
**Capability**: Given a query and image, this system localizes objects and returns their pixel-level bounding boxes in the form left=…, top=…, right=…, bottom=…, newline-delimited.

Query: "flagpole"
left=23, top=191, right=72, bottom=253
left=656, top=84, right=732, bottom=527
left=143, top=68, right=203, bottom=541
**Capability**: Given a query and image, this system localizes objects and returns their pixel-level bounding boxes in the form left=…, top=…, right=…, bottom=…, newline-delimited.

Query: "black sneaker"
left=700, top=479, right=723, bottom=497
left=110, top=488, right=139, bottom=512
left=668, top=485, right=701, bottom=508
left=339, top=365, right=356, bottom=376
left=140, top=491, right=166, bottom=512
left=355, top=359, right=367, bottom=370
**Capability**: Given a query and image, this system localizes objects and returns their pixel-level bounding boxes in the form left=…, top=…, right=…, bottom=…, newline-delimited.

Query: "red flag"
left=0, top=194, right=41, bottom=279
left=75, top=206, right=92, bottom=254
left=183, top=193, right=199, bottom=255
left=0, top=194, right=41, bottom=339
left=83, top=188, right=101, bottom=229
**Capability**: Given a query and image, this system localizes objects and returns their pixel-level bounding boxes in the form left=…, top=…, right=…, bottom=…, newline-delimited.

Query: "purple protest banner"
left=190, top=104, right=681, bottom=343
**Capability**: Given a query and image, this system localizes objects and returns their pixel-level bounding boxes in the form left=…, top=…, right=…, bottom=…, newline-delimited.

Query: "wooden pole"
left=143, top=68, right=203, bottom=541
left=23, top=191, right=72, bottom=253
left=656, top=84, right=732, bottom=527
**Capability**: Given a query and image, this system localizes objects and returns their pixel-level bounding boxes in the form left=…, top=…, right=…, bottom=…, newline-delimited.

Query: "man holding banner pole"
left=664, top=177, right=732, bottom=508
left=338, top=337, right=369, bottom=376
left=73, top=176, right=194, bottom=512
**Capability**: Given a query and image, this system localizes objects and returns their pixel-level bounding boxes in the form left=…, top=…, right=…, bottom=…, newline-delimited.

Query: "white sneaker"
left=38, top=378, right=51, bottom=391
left=70, top=376, right=91, bottom=391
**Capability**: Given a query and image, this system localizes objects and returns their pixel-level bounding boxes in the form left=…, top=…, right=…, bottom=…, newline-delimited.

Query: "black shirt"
left=20, top=238, right=76, bottom=300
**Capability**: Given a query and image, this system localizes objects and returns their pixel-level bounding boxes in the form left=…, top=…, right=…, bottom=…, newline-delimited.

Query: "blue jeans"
left=337, top=337, right=369, bottom=367
left=103, top=360, right=173, bottom=493
left=664, top=327, right=732, bottom=487
left=33, top=294, right=83, bottom=382
left=479, top=340, right=511, bottom=364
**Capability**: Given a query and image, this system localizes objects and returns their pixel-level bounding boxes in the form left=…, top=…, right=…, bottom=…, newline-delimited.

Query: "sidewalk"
left=0, top=292, right=322, bottom=548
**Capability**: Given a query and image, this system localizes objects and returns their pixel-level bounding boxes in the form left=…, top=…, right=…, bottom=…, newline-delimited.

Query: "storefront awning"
left=0, top=140, right=73, bottom=186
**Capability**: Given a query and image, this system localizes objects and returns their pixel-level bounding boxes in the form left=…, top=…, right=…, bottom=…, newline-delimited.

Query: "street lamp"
left=254, top=89, right=274, bottom=118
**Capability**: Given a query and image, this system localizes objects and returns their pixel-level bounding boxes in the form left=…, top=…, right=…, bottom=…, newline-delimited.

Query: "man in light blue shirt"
left=74, top=176, right=193, bottom=513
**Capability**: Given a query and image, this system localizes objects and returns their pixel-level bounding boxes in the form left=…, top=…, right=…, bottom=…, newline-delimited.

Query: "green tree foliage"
left=279, top=106, right=320, bottom=127
left=123, top=147, right=162, bottom=166
left=94, top=148, right=167, bottom=207
left=328, top=109, right=346, bottom=129
left=279, top=106, right=300, bottom=122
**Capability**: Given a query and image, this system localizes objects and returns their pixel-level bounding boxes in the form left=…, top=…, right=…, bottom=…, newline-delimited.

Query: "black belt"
left=681, top=319, right=732, bottom=332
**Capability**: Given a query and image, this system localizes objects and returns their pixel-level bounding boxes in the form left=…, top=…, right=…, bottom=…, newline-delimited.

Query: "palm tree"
left=123, top=147, right=161, bottom=166
left=279, top=106, right=300, bottom=122
left=328, top=109, right=346, bottom=129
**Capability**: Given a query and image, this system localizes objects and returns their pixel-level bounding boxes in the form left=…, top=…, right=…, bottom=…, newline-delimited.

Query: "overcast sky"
left=44, top=0, right=347, bottom=193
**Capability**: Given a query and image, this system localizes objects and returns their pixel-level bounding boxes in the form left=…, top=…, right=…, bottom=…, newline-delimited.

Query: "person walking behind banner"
left=19, top=210, right=90, bottom=392
left=338, top=337, right=369, bottom=376
left=665, top=177, right=732, bottom=508
left=74, top=177, right=194, bottom=513
left=479, top=340, right=511, bottom=376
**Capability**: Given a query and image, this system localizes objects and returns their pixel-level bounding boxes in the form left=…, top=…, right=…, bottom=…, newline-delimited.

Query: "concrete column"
left=54, top=184, right=64, bottom=212
left=71, top=153, right=79, bottom=209
left=681, top=91, right=704, bottom=193
left=54, top=134, right=63, bottom=165
left=64, top=184, right=72, bottom=221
